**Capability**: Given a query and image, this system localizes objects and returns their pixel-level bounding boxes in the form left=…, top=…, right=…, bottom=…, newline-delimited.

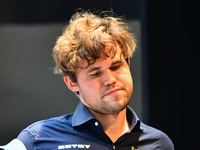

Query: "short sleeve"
left=17, top=130, right=35, bottom=150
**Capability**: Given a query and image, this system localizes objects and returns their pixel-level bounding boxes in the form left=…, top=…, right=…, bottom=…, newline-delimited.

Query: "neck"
left=90, top=108, right=130, bottom=142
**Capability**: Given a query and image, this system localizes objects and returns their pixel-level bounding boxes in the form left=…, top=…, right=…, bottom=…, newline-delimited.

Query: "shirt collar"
left=126, top=105, right=141, bottom=132
left=72, top=102, right=95, bottom=127
left=72, top=102, right=141, bottom=131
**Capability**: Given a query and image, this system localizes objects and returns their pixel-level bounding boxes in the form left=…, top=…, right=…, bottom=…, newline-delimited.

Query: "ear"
left=126, top=58, right=130, bottom=67
left=64, top=76, right=79, bottom=92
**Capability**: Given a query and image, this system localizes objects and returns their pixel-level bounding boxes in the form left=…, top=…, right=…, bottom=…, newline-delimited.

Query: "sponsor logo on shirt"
left=58, top=145, right=139, bottom=149
left=131, top=147, right=139, bottom=150
left=58, top=144, right=91, bottom=149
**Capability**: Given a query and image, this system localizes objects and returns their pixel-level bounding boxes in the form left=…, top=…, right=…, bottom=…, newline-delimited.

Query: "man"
left=0, top=11, right=174, bottom=150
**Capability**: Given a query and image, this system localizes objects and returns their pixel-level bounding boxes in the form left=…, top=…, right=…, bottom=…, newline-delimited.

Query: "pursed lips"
left=103, top=88, right=122, bottom=97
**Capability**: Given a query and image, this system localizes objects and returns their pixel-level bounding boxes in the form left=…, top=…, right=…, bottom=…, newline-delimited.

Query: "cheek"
left=118, top=69, right=132, bottom=83
left=80, top=79, right=101, bottom=95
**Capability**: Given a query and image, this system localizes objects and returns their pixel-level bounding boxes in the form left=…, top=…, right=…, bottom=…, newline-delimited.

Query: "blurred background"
left=0, top=0, right=199, bottom=149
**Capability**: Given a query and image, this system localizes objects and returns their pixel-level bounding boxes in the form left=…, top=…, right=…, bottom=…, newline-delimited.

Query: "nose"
left=103, top=69, right=117, bottom=86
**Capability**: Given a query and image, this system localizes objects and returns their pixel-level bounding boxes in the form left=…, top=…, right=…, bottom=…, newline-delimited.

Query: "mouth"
left=103, top=88, right=122, bottom=97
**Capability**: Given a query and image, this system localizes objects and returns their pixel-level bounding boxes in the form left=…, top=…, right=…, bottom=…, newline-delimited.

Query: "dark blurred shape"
left=0, top=0, right=139, bottom=24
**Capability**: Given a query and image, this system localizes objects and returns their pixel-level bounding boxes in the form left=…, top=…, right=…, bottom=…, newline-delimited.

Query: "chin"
left=105, top=103, right=127, bottom=114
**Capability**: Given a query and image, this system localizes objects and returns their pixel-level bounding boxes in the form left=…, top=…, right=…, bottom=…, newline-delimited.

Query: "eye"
left=91, top=71, right=101, bottom=77
left=110, top=65, right=121, bottom=71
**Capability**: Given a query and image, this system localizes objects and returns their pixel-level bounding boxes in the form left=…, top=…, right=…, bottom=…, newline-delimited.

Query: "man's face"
left=66, top=45, right=133, bottom=115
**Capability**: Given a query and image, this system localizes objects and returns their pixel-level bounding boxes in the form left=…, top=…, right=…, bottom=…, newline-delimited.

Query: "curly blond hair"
left=53, top=11, right=136, bottom=80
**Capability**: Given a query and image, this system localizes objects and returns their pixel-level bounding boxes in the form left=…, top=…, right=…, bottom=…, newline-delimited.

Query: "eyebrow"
left=86, top=66, right=101, bottom=75
left=111, top=60, right=123, bottom=66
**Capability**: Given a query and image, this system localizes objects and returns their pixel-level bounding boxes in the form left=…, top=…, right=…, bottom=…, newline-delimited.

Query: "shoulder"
left=23, top=113, right=73, bottom=134
left=140, top=122, right=174, bottom=150
left=17, top=113, right=73, bottom=149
